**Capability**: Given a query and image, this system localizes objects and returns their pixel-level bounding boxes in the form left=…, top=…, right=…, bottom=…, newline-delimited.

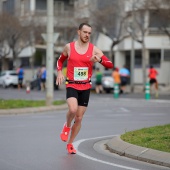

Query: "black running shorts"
left=149, top=78, right=157, bottom=85
left=66, top=87, right=90, bottom=107
left=18, top=78, right=23, bottom=85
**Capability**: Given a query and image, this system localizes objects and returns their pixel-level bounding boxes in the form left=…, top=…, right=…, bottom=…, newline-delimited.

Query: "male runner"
left=56, top=23, right=113, bottom=154
left=148, top=65, right=159, bottom=98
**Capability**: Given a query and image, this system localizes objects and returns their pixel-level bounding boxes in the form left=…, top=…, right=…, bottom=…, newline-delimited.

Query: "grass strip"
left=0, top=99, right=66, bottom=109
left=121, top=124, right=170, bottom=153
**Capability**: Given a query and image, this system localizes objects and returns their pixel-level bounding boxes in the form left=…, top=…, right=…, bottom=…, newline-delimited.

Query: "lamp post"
left=46, top=0, right=54, bottom=106
left=130, top=0, right=135, bottom=93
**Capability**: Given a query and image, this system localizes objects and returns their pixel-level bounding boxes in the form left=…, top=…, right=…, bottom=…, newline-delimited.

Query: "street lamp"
left=46, top=0, right=54, bottom=106
left=130, top=0, right=135, bottom=93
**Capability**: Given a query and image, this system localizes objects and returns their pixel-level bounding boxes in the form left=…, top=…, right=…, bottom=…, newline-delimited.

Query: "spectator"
left=119, top=65, right=130, bottom=93
left=41, top=65, right=46, bottom=91
left=148, top=65, right=159, bottom=98
left=95, top=68, right=103, bottom=94
left=112, top=67, right=121, bottom=93
left=17, top=64, right=24, bottom=90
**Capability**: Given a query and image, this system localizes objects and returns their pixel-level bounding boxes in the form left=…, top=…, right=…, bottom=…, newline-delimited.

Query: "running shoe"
left=67, top=143, right=76, bottom=154
left=60, top=122, right=70, bottom=142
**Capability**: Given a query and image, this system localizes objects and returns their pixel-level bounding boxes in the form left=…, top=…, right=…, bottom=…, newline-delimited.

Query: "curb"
left=106, top=136, right=170, bottom=168
left=0, top=103, right=68, bottom=115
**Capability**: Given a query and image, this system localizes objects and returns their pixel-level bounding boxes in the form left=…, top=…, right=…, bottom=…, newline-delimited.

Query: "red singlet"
left=66, top=42, right=94, bottom=90
left=149, top=68, right=158, bottom=79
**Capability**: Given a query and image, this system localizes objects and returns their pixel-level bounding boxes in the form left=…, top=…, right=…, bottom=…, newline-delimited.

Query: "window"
left=3, top=0, right=15, bottom=14
left=36, top=0, right=47, bottom=10
left=135, top=50, right=142, bottom=67
left=149, top=50, right=161, bottom=66
left=54, top=1, right=64, bottom=13
left=69, top=0, right=74, bottom=5
left=21, top=57, right=30, bottom=68
left=125, top=50, right=142, bottom=68
left=10, top=73, right=18, bottom=76
left=164, top=50, right=170, bottom=61
left=150, top=10, right=170, bottom=28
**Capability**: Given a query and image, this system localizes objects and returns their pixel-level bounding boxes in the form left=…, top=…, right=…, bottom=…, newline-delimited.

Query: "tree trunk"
left=142, top=41, right=147, bottom=89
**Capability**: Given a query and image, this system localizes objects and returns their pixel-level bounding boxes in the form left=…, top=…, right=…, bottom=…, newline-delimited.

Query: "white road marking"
left=73, top=135, right=141, bottom=170
left=120, top=107, right=130, bottom=112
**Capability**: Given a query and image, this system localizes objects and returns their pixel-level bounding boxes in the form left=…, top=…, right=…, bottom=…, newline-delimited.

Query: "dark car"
left=30, top=73, right=59, bottom=90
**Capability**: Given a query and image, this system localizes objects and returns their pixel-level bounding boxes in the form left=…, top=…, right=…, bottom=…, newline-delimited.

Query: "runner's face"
left=78, top=25, right=92, bottom=43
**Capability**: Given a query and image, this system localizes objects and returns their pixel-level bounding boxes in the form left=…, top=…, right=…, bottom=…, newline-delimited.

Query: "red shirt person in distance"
left=148, top=65, right=159, bottom=98
left=56, top=23, right=113, bottom=154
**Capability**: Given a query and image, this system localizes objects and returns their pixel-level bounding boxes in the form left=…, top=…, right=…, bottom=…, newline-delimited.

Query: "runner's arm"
left=90, top=46, right=113, bottom=69
left=56, top=45, right=68, bottom=71
left=56, top=45, right=69, bottom=85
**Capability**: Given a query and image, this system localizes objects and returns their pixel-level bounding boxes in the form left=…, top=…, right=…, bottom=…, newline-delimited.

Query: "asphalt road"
left=0, top=88, right=170, bottom=170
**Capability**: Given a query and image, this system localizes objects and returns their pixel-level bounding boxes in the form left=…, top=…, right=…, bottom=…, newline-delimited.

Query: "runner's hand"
left=90, top=55, right=101, bottom=63
left=56, top=71, right=65, bottom=85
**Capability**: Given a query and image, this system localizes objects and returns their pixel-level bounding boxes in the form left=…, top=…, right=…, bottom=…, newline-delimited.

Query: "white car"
left=0, top=70, right=18, bottom=88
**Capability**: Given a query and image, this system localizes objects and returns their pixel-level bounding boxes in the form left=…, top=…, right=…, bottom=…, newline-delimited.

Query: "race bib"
left=74, top=67, right=88, bottom=80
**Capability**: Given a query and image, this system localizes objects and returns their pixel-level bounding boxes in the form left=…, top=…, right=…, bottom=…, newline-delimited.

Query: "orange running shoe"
left=60, top=123, right=70, bottom=142
left=67, top=143, right=76, bottom=154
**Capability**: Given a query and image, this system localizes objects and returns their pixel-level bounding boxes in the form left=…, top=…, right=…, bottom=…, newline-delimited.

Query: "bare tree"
left=126, top=0, right=153, bottom=88
left=90, top=0, right=129, bottom=61
left=0, top=14, right=11, bottom=70
left=0, top=12, right=32, bottom=69
left=150, top=0, right=170, bottom=40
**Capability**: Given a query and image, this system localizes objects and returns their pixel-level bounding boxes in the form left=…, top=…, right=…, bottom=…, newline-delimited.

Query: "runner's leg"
left=155, top=80, right=159, bottom=98
left=66, top=97, right=78, bottom=127
left=95, top=85, right=99, bottom=94
left=68, top=105, right=87, bottom=144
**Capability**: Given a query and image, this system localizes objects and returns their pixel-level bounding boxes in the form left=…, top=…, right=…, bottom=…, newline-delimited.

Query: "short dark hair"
left=78, top=23, right=92, bottom=30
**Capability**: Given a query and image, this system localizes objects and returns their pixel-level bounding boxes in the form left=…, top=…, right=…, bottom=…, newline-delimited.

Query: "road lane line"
left=73, top=136, right=141, bottom=170
left=120, top=107, right=130, bottom=112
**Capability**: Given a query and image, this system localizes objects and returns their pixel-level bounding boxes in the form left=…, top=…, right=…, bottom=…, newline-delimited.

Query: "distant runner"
left=148, top=65, right=159, bottom=98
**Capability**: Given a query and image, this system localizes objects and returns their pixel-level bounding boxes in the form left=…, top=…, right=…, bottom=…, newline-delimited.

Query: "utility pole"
left=46, top=0, right=54, bottom=106
left=130, top=0, right=135, bottom=93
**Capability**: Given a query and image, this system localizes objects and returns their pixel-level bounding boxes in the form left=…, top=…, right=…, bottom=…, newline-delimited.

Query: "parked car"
left=30, top=73, right=59, bottom=90
left=0, top=70, right=18, bottom=88
left=91, top=70, right=114, bottom=93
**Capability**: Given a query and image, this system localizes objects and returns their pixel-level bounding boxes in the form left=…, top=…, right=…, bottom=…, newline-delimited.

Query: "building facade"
left=1, top=0, right=170, bottom=85
left=113, top=0, right=170, bottom=85
left=75, top=0, right=170, bottom=85
left=0, top=0, right=77, bottom=71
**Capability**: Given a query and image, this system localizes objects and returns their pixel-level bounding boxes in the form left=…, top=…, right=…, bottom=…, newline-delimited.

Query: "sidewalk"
left=106, top=136, right=170, bottom=168
left=0, top=103, right=68, bottom=115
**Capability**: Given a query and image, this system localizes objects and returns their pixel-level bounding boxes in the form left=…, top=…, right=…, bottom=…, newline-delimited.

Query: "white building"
left=113, top=0, right=170, bottom=85
left=1, top=0, right=170, bottom=86
left=75, top=0, right=170, bottom=85
left=0, top=0, right=77, bottom=71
